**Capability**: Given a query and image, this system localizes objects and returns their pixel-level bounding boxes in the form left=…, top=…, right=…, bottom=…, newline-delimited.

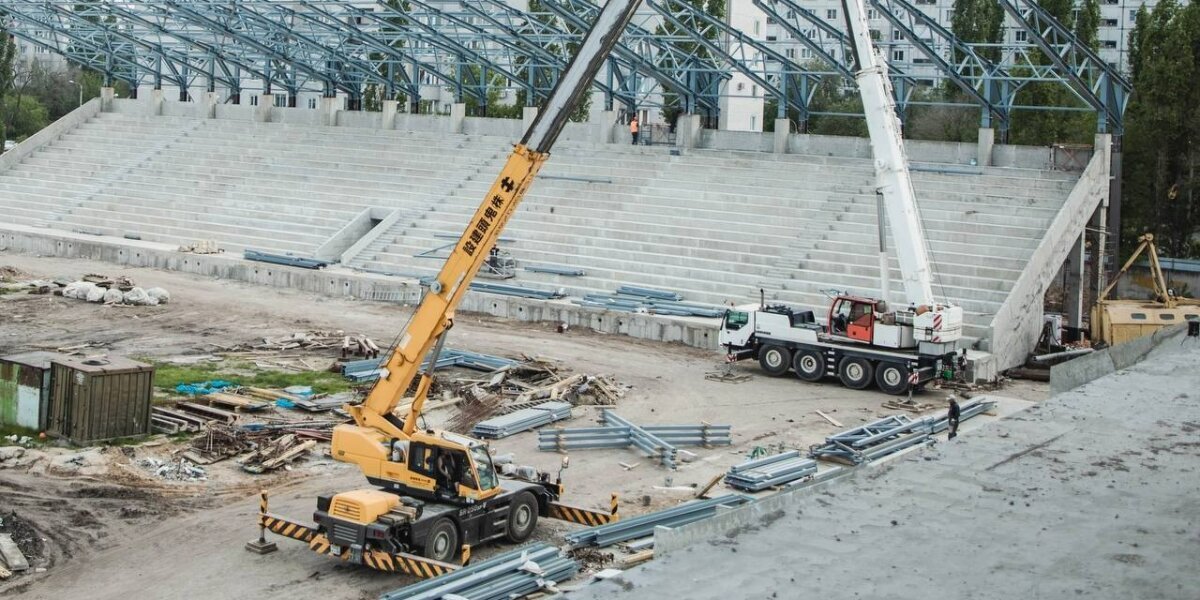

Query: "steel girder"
left=645, top=0, right=820, bottom=124
left=867, top=0, right=1014, bottom=130
left=998, top=0, right=1130, bottom=134
left=0, top=0, right=1127, bottom=128
left=752, top=0, right=920, bottom=123
left=537, top=0, right=725, bottom=115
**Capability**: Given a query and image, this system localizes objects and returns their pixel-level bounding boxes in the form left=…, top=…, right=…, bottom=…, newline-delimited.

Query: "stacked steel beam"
left=471, top=401, right=572, bottom=439
left=810, top=399, right=996, bottom=464
left=724, top=450, right=819, bottom=491
left=378, top=543, right=576, bottom=600
left=340, top=348, right=518, bottom=381
left=537, top=410, right=732, bottom=469
left=563, top=495, right=751, bottom=549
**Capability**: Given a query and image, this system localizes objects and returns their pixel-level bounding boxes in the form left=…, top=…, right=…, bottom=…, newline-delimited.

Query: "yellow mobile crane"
left=253, top=0, right=642, bottom=577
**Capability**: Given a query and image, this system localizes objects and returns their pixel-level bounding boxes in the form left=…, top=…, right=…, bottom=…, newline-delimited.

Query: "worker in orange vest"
left=629, top=115, right=639, bottom=145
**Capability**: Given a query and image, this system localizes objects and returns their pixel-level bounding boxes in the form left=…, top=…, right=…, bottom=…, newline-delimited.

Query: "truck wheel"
left=875, top=362, right=910, bottom=395
left=837, top=356, right=874, bottom=390
left=422, top=518, right=459, bottom=563
left=758, top=345, right=791, bottom=377
left=792, top=350, right=825, bottom=382
left=505, top=492, right=539, bottom=543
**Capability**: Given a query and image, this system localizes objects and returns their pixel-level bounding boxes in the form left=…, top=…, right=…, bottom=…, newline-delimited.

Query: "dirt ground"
left=0, top=253, right=1049, bottom=599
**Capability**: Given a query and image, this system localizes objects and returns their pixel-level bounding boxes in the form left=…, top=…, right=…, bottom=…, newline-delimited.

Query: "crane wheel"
left=792, top=350, right=826, bottom=382
left=422, top=518, right=459, bottom=563
left=875, top=362, right=910, bottom=395
left=505, top=492, right=539, bottom=543
left=758, top=345, right=792, bottom=377
left=837, top=356, right=874, bottom=390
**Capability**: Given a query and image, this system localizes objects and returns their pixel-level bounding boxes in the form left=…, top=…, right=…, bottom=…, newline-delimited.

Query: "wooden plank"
left=815, top=410, right=844, bottom=427
left=694, top=472, right=724, bottom=499
left=621, top=549, right=654, bottom=567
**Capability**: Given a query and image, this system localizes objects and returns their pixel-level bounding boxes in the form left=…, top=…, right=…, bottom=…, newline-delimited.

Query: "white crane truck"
left=719, top=0, right=964, bottom=395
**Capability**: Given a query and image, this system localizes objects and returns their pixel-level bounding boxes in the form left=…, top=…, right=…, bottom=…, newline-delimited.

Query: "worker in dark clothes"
left=947, top=397, right=961, bottom=439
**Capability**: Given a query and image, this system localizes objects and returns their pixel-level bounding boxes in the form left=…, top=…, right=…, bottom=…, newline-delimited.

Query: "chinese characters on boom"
left=462, top=175, right=517, bottom=257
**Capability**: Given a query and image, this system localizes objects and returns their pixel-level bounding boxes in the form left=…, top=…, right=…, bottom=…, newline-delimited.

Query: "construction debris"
left=0, top=532, right=29, bottom=573
left=178, top=240, right=222, bottom=254
left=140, top=457, right=207, bottom=481
left=238, top=434, right=318, bottom=473
left=881, top=397, right=935, bottom=412
left=815, top=410, right=844, bottom=427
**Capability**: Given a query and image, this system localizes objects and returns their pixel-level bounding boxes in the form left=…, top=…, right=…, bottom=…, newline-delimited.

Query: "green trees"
left=1122, top=0, right=1200, bottom=258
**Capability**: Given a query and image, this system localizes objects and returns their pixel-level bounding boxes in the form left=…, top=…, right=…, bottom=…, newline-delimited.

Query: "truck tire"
left=875, top=362, right=909, bottom=395
left=758, top=345, right=791, bottom=377
left=837, top=356, right=874, bottom=390
left=792, top=350, right=825, bottom=382
left=505, top=492, right=539, bottom=543
left=422, top=518, right=459, bottom=563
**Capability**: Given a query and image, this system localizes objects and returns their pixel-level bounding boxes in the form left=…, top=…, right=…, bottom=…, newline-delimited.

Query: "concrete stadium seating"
left=0, top=110, right=1078, bottom=342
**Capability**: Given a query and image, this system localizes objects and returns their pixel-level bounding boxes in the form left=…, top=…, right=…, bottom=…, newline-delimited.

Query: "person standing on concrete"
left=629, top=116, right=639, bottom=145
left=947, top=397, right=961, bottom=439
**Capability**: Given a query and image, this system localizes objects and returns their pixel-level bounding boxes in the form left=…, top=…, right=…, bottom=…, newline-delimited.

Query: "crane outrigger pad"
left=259, top=513, right=459, bottom=578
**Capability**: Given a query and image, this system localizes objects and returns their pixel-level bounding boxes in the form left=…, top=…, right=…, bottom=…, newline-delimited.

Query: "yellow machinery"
left=253, top=0, right=642, bottom=575
left=1091, top=234, right=1200, bottom=346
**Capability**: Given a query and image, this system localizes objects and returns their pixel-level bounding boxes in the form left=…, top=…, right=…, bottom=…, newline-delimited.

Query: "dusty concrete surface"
left=0, top=254, right=1049, bottom=599
left=570, top=337, right=1200, bottom=599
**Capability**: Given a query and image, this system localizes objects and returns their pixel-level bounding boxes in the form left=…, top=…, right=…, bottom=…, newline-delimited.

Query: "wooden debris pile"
left=444, top=356, right=627, bottom=434
left=239, top=434, right=318, bottom=473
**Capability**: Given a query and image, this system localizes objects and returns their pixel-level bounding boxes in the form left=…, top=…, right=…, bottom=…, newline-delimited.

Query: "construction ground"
left=3, top=253, right=1195, bottom=599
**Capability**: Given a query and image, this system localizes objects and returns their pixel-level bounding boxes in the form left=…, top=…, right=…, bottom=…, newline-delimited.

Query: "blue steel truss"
left=0, top=0, right=1130, bottom=133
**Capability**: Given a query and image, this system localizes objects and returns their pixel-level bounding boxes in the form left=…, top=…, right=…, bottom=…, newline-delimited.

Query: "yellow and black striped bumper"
left=547, top=496, right=619, bottom=527
left=259, top=514, right=458, bottom=579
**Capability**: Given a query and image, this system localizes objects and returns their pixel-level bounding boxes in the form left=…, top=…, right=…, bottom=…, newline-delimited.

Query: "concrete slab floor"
left=568, top=337, right=1200, bottom=600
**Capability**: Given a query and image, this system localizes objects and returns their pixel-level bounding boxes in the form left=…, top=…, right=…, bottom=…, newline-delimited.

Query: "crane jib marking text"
left=462, top=176, right=515, bottom=257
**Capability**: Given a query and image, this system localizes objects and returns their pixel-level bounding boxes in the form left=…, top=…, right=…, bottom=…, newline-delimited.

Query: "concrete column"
left=675, top=113, right=702, bottom=150
left=593, top=110, right=617, bottom=144
left=255, top=94, right=274, bottom=122
left=203, top=92, right=219, bottom=119
left=1063, top=233, right=1085, bottom=330
left=1093, top=133, right=1113, bottom=298
left=449, top=103, right=466, bottom=134
left=381, top=100, right=399, bottom=130
left=773, top=119, right=791, bottom=154
left=100, top=87, right=115, bottom=112
left=977, top=127, right=995, bottom=167
left=319, top=97, right=339, bottom=127
left=149, top=89, right=164, bottom=116
left=522, top=106, right=539, bottom=133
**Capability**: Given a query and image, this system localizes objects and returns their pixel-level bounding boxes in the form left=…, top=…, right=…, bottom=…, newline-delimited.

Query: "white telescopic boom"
left=841, top=0, right=936, bottom=307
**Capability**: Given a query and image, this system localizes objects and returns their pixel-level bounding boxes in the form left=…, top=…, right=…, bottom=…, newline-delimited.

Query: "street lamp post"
left=68, top=79, right=83, bottom=107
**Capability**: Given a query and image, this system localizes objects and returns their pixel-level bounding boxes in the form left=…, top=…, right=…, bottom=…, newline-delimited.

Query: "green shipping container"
left=0, top=352, right=59, bottom=431
left=48, top=356, right=154, bottom=444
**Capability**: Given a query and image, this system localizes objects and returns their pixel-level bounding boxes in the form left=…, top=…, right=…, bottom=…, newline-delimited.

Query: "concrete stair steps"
left=62, top=206, right=331, bottom=247
left=84, top=188, right=364, bottom=223
left=779, top=258, right=1019, bottom=294
left=368, top=235, right=777, bottom=275
left=412, top=206, right=814, bottom=245
left=797, top=238, right=1036, bottom=263
left=389, top=214, right=794, bottom=256
left=53, top=213, right=316, bottom=256
left=68, top=200, right=345, bottom=235
left=789, top=248, right=1028, bottom=278
left=778, top=273, right=1009, bottom=305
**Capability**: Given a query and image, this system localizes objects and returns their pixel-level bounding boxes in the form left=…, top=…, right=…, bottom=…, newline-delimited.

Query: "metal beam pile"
left=243, top=250, right=329, bottom=270
left=468, top=281, right=566, bottom=300
left=563, top=494, right=751, bottom=549
left=341, top=348, right=518, bottom=382
left=724, top=450, right=818, bottom=491
left=471, top=401, right=572, bottom=439
left=538, top=409, right=732, bottom=469
left=378, top=543, right=577, bottom=600
left=810, top=399, right=996, bottom=464
left=573, top=285, right=726, bottom=318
